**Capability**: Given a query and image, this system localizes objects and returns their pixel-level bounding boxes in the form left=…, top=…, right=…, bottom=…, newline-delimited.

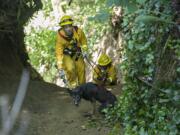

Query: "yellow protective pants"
left=63, top=55, right=86, bottom=89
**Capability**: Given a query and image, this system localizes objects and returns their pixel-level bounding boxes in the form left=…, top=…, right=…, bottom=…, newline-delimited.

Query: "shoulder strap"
left=73, top=26, right=78, bottom=32
left=58, top=29, right=71, bottom=41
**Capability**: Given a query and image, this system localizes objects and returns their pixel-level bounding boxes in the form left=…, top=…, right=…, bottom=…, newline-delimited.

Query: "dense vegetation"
left=25, top=0, right=180, bottom=134
left=105, top=0, right=180, bottom=134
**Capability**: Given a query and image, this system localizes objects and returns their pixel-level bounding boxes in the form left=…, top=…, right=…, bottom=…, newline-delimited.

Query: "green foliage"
left=25, top=28, right=57, bottom=82
left=106, top=0, right=138, bottom=13
left=42, top=0, right=53, bottom=16
left=24, top=0, right=58, bottom=82
left=136, top=0, right=146, bottom=5
left=88, top=10, right=110, bottom=23
left=103, top=0, right=180, bottom=134
left=135, top=15, right=176, bottom=25
left=65, top=0, right=111, bottom=49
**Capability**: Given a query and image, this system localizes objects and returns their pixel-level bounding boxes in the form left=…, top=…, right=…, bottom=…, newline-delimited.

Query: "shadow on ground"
left=0, top=76, right=121, bottom=135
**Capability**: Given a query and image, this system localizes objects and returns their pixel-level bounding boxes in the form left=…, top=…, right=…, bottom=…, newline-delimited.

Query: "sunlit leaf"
left=136, top=0, right=146, bottom=4
left=139, top=127, right=148, bottom=135
left=135, top=15, right=175, bottom=24
left=177, top=67, right=180, bottom=72
left=173, top=95, right=180, bottom=102
left=159, top=99, right=170, bottom=103
left=88, top=10, right=110, bottom=23
left=126, top=1, right=138, bottom=13
left=106, top=0, right=121, bottom=7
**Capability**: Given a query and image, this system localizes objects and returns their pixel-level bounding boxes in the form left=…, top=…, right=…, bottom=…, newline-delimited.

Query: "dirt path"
left=0, top=77, right=121, bottom=135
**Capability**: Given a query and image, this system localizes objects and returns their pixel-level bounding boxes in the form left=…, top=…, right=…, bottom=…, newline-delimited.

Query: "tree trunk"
left=0, top=0, right=42, bottom=78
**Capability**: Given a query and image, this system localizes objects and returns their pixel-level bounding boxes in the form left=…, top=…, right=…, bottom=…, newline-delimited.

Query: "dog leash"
left=84, top=55, right=108, bottom=86
left=83, top=55, right=102, bottom=77
left=60, top=73, right=72, bottom=89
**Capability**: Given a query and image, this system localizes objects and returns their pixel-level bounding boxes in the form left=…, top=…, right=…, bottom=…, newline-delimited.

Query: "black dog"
left=68, top=82, right=117, bottom=114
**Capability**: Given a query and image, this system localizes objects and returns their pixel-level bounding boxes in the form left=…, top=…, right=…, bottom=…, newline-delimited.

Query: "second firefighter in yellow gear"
left=93, top=53, right=117, bottom=85
left=56, top=15, right=88, bottom=89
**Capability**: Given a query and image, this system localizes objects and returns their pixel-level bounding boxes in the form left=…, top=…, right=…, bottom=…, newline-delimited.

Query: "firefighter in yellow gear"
left=56, top=15, right=88, bottom=89
left=93, top=54, right=117, bottom=85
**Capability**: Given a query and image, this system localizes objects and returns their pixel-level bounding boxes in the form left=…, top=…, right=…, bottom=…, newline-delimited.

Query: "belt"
left=63, top=48, right=82, bottom=61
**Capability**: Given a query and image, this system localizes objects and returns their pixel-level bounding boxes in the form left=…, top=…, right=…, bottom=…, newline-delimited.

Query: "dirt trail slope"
left=0, top=77, right=121, bottom=135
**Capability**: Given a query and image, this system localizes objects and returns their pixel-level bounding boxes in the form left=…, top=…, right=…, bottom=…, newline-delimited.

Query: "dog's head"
left=67, top=87, right=82, bottom=106
left=72, top=91, right=81, bottom=106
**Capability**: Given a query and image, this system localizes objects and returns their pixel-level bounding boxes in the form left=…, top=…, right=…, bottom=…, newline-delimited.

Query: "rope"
left=83, top=56, right=103, bottom=78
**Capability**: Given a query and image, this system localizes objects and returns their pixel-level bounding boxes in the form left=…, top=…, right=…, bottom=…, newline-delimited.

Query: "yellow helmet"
left=98, top=54, right=112, bottom=66
left=59, top=15, right=73, bottom=26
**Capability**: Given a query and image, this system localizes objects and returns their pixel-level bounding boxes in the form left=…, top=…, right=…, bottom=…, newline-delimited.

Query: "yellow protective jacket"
left=56, top=26, right=87, bottom=69
left=93, top=64, right=117, bottom=85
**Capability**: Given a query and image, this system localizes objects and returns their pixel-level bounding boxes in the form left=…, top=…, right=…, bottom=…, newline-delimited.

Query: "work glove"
left=107, top=77, right=113, bottom=83
left=81, top=45, right=88, bottom=52
left=59, top=69, right=65, bottom=79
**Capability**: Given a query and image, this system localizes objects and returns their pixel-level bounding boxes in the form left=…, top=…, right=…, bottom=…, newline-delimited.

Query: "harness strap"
left=58, top=30, right=71, bottom=41
left=58, top=26, right=81, bottom=61
left=74, top=26, right=78, bottom=32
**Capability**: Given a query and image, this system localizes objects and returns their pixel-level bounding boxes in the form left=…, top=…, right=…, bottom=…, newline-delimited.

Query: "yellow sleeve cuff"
left=108, top=77, right=113, bottom=82
left=81, top=45, right=88, bottom=52
left=57, top=61, right=63, bottom=69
